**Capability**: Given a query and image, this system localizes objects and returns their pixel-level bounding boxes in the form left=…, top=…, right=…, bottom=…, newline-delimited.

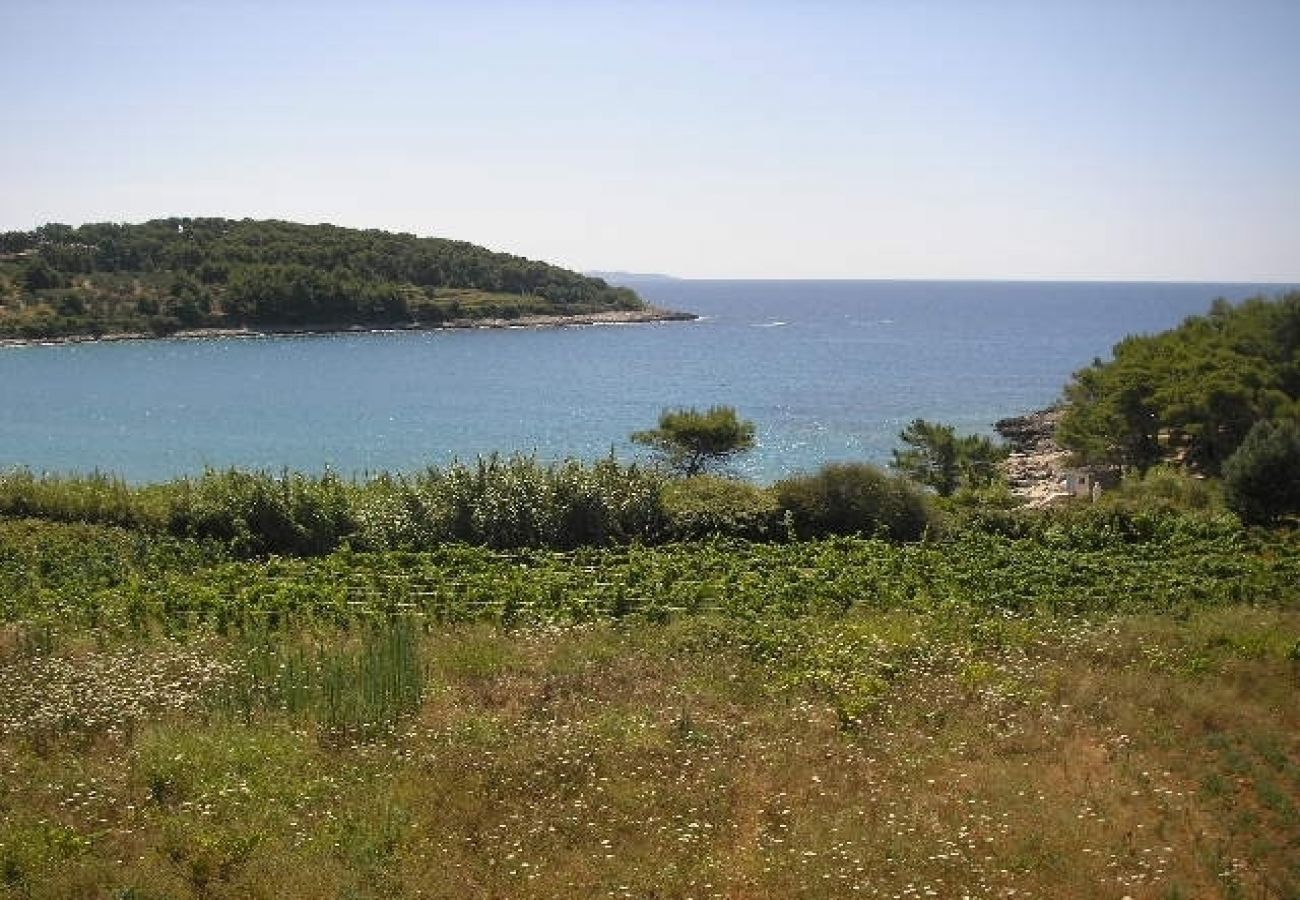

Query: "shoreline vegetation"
left=0, top=218, right=687, bottom=342
left=0, top=306, right=696, bottom=349
left=1, top=454, right=1296, bottom=897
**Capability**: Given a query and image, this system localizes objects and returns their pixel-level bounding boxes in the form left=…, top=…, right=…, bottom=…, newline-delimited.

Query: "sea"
left=1, top=280, right=1294, bottom=483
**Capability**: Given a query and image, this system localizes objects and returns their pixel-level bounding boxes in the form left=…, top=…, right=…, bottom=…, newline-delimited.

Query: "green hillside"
left=0, top=218, right=649, bottom=339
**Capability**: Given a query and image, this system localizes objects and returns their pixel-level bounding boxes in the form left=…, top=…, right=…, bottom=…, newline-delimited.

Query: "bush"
left=935, top=482, right=1024, bottom=538
left=661, top=476, right=781, bottom=541
left=350, top=455, right=667, bottom=551
left=168, top=470, right=355, bottom=557
left=1033, top=504, right=1244, bottom=548
left=1100, top=465, right=1224, bottom=515
left=1223, top=419, right=1300, bottom=525
left=774, top=462, right=934, bottom=541
left=0, top=469, right=170, bottom=530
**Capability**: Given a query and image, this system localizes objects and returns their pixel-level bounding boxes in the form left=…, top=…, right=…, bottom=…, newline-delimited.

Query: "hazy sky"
left=3, top=1, right=1298, bottom=280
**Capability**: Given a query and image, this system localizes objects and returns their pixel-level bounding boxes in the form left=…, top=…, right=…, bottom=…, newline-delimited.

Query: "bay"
left=0, top=280, right=1293, bottom=483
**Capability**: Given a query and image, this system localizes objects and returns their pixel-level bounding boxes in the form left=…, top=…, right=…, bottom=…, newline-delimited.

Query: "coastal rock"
left=0, top=308, right=698, bottom=349
left=995, top=406, right=1079, bottom=506
left=995, top=407, right=1066, bottom=455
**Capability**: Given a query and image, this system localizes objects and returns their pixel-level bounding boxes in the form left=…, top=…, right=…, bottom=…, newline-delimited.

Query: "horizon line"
left=597, top=274, right=1300, bottom=286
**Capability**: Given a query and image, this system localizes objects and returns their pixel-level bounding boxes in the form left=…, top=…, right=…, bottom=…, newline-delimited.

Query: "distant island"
left=0, top=218, right=693, bottom=341
left=583, top=270, right=682, bottom=284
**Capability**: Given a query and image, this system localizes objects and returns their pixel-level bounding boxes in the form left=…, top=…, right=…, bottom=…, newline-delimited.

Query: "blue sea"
left=0, top=280, right=1293, bottom=483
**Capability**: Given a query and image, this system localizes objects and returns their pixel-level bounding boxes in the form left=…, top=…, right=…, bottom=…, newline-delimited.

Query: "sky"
left=2, top=0, right=1298, bottom=281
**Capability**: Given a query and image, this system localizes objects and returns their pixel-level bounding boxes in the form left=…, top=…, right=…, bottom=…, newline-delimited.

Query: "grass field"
left=1, top=516, right=1297, bottom=898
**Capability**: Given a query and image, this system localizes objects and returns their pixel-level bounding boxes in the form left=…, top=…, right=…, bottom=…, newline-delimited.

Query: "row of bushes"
left=0, top=458, right=941, bottom=557
left=3, top=454, right=1267, bottom=560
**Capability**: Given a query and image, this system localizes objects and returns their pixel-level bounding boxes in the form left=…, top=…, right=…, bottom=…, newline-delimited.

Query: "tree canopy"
left=632, top=406, right=756, bottom=477
left=890, top=419, right=1008, bottom=496
left=1057, top=293, right=1300, bottom=474
left=0, top=218, right=646, bottom=338
left=1222, top=418, right=1300, bottom=525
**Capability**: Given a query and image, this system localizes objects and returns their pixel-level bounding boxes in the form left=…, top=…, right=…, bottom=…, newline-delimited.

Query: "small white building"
left=1058, top=468, right=1101, bottom=500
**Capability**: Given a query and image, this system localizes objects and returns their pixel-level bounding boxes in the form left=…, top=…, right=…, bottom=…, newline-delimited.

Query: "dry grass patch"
left=1, top=606, right=1298, bottom=898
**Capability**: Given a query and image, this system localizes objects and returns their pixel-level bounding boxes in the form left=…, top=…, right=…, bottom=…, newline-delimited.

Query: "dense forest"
left=0, top=218, right=648, bottom=338
left=1058, top=291, right=1300, bottom=475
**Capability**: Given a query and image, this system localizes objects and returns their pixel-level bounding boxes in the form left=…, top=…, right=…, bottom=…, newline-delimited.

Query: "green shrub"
left=0, top=469, right=170, bottom=530
left=353, top=455, right=666, bottom=550
left=1021, top=504, right=1244, bottom=548
left=349, top=474, right=438, bottom=551
left=1223, top=418, right=1300, bottom=525
left=774, top=462, right=934, bottom=541
left=936, top=483, right=1025, bottom=538
left=661, top=475, right=780, bottom=540
left=168, top=470, right=355, bottom=557
left=1100, top=465, right=1224, bottom=514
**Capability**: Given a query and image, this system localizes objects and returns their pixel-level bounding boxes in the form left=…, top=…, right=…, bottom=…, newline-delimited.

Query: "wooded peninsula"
left=0, top=219, right=684, bottom=340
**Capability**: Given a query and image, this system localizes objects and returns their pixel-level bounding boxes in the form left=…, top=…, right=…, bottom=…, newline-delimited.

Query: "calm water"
left=1, top=280, right=1293, bottom=483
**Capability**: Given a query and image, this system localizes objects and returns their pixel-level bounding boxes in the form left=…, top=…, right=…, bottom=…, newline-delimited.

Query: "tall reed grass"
left=214, top=619, right=424, bottom=737
left=9, top=458, right=1238, bottom=561
left=0, top=456, right=668, bottom=557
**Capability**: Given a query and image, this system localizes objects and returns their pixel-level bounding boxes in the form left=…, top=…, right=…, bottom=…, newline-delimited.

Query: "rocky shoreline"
left=995, top=406, right=1080, bottom=506
left=0, top=307, right=697, bottom=349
